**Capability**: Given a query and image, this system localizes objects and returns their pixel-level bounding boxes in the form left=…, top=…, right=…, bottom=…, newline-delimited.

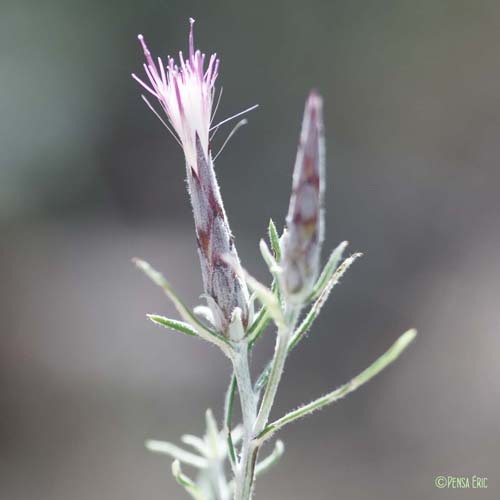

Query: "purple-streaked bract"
left=281, top=91, right=325, bottom=301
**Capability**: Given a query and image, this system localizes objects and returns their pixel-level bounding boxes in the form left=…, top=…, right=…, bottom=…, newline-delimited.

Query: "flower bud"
left=281, top=91, right=325, bottom=301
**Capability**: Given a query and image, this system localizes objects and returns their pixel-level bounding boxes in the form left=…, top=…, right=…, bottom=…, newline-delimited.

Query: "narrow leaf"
left=268, top=219, right=282, bottom=261
left=258, top=329, right=417, bottom=441
left=245, top=274, right=284, bottom=328
left=259, top=239, right=280, bottom=276
left=255, top=440, right=285, bottom=476
left=255, top=253, right=362, bottom=392
left=308, top=241, right=348, bottom=301
left=205, top=409, right=220, bottom=457
left=254, top=361, right=270, bottom=394
left=181, top=435, right=209, bottom=457
left=134, top=258, right=231, bottom=354
left=171, top=460, right=205, bottom=500
left=246, top=306, right=271, bottom=346
left=146, top=440, right=208, bottom=468
left=147, top=315, right=198, bottom=337
left=288, top=252, right=362, bottom=351
left=224, top=375, right=237, bottom=469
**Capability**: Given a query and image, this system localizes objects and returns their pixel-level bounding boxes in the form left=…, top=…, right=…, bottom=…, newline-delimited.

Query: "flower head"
left=132, top=18, right=219, bottom=172
left=132, top=20, right=252, bottom=336
left=281, top=91, right=325, bottom=301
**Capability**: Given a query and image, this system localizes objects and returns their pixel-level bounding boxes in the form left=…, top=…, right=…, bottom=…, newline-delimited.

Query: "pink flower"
left=132, top=19, right=254, bottom=335
left=132, top=18, right=219, bottom=172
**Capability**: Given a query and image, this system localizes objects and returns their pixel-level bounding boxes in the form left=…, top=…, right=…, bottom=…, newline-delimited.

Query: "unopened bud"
left=281, top=91, right=325, bottom=301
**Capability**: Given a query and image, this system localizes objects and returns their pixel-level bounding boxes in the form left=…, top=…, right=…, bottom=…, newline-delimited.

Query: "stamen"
left=213, top=119, right=248, bottom=161
left=211, top=87, right=224, bottom=123
left=132, top=73, right=160, bottom=98
left=141, top=95, right=182, bottom=146
left=157, top=57, right=167, bottom=88
left=138, top=34, right=155, bottom=69
left=189, top=18, right=195, bottom=60
left=210, top=104, right=259, bottom=131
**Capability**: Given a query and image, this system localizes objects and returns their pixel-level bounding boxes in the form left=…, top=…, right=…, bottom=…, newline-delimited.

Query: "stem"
left=232, top=344, right=257, bottom=438
left=232, top=308, right=299, bottom=499
left=232, top=344, right=258, bottom=500
left=254, top=307, right=299, bottom=433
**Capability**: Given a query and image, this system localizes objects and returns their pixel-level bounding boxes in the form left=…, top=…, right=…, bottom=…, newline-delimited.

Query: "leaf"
left=224, top=375, right=238, bottom=469
left=259, top=239, right=280, bottom=276
left=254, top=361, right=272, bottom=394
left=288, top=252, right=362, bottom=351
left=147, top=315, right=198, bottom=337
left=247, top=275, right=284, bottom=328
left=171, top=460, right=205, bottom=500
left=308, top=241, right=349, bottom=301
left=134, top=258, right=232, bottom=355
left=255, top=440, right=285, bottom=476
left=268, top=219, right=282, bottom=261
left=146, top=440, right=208, bottom=468
left=204, top=409, right=220, bottom=458
left=255, top=253, right=362, bottom=392
left=257, top=329, right=417, bottom=441
left=181, top=435, right=209, bottom=457
left=245, top=306, right=271, bottom=346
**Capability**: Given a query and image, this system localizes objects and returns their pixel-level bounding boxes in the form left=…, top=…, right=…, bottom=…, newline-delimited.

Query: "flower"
left=281, top=91, right=325, bottom=301
left=132, top=20, right=252, bottom=336
left=132, top=18, right=218, bottom=173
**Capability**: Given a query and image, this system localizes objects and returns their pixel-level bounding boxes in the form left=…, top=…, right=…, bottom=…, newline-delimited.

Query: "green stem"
left=232, top=344, right=258, bottom=500
left=254, top=307, right=300, bottom=434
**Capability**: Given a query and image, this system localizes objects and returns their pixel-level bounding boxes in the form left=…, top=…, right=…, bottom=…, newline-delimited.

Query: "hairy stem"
left=232, top=308, right=299, bottom=499
left=232, top=344, right=258, bottom=500
left=254, top=308, right=299, bottom=434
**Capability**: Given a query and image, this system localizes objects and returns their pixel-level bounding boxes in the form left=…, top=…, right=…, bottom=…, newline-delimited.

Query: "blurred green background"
left=2, top=0, right=500, bottom=498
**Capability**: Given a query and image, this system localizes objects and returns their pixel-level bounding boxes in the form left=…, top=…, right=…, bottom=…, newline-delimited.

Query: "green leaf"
left=246, top=306, right=271, bottom=346
left=171, top=460, right=205, bottom=500
left=246, top=278, right=279, bottom=347
left=288, top=252, right=362, bottom=351
left=255, top=440, right=285, bottom=476
left=308, top=241, right=348, bottom=301
left=254, top=253, right=362, bottom=393
left=147, top=315, right=198, bottom=337
left=134, top=258, right=232, bottom=355
left=224, top=375, right=237, bottom=469
left=268, top=219, right=282, bottom=261
left=257, top=329, right=417, bottom=442
left=254, top=361, right=272, bottom=393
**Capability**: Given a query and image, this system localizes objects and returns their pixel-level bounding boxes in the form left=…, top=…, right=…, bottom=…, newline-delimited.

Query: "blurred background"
left=1, top=0, right=500, bottom=498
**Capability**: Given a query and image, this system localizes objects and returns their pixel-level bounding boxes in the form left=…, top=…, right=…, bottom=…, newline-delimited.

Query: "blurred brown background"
left=1, top=0, right=500, bottom=499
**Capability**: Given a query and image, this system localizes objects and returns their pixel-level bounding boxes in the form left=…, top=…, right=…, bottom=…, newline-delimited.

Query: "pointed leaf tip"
left=147, top=314, right=199, bottom=337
